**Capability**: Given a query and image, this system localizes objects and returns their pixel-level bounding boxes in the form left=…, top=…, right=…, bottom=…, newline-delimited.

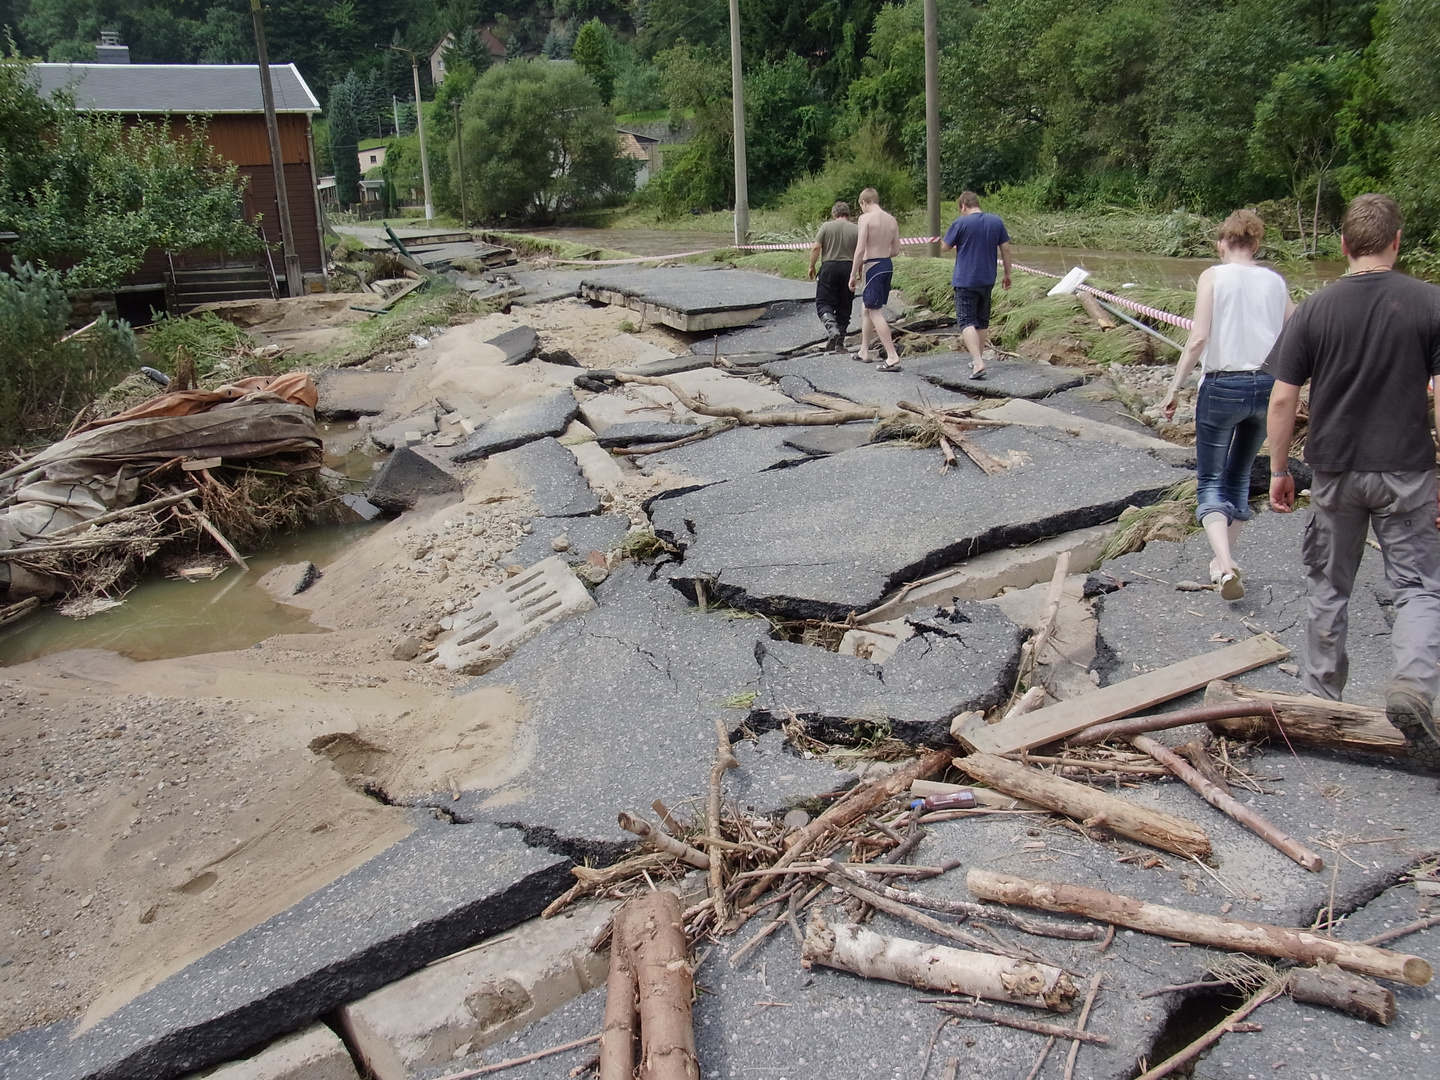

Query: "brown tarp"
left=75, top=372, right=319, bottom=431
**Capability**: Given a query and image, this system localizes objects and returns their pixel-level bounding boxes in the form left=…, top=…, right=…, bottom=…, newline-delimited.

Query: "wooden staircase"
left=168, top=266, right=276, bottom=313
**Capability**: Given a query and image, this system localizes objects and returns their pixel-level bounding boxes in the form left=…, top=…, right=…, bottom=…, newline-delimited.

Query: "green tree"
left=0, top=53, right=257, bottom=287
left=572, top=17, right=616, bottom=103
left=644, top=42, right=734, bottom=214
left=637, top=0, right=728, bottom=56
left=328, top=71, right=364, bottom=209
left=1249, top=54, right=1357, bottom=247
left=745, top=56, right=832, bottom=203
left=453, top=59, right=637, bottom=220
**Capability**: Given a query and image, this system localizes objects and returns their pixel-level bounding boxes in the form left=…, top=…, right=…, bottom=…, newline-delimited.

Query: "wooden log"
left=1078, top=292, right=1117, bottom=329
left=736, top=747, right=953, bottom=909
left=1129, top=734, right=1323, bottom=873
left=0, top=596, right=40, bottom=627
left=1286, top=963, right=1396, bottom=1025
left=912, top=779, right=1043, bottom=812
left=929, top=1001, right=1110, bottom=1045
left=599, top=913, right=637, bottom=1080
left=1065, top=702, right=1285, bottom=748
left=955, top=753, right=1212, bottom=859
left=614, top=371, right=892, bottom=428
left=1003, top=686, right=1049, bottom=724
left=801, top=908, right=1078, bottom=1011
left=1026, top=552, right=1071, bottom=675
left=966, top=870, right=1433, bottom=987
left=44, top=488, right=201, bottom=538
left=955, top=636, right=1290, bottom=754
left=1202, top=680, right=1407, bottom=756
left=617, top=812, right=709, bottom=869
left=820, top=861, right=1101, bottom=940
left=623, top=891, right=700, bottom=1080
left=707, top=717, right=738, bottom=923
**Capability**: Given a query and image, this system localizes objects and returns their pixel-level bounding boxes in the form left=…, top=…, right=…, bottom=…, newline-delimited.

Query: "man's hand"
left=807, top=265, right=817, bottom=281
left=1270, top=474, right=1296, bottom=514
left=1002, top=271, right=1011, bottom=290
left=848, top=274, right=857, bottom=291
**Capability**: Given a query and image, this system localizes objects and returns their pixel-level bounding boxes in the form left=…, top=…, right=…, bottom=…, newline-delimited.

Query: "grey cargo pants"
left=1302, top=470, right=1440, bottom=703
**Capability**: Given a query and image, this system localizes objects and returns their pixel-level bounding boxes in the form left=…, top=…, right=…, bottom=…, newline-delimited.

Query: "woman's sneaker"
left=1386, top=690, right=1440, bottom=771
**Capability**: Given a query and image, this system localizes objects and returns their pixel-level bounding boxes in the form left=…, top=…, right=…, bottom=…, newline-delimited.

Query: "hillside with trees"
left=3, top=1, right=1439, bottom=247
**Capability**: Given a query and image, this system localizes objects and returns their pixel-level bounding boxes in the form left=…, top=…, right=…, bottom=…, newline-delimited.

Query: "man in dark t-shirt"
left=808, top=202, right=859, bottom=350
left=941, top=191, right=1012, bottom=379
left=1264, top=193, right=1440, bottom=768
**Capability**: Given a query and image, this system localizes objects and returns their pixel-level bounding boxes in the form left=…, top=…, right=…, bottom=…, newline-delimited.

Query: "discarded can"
left=914, top=789, right=977, bottom=811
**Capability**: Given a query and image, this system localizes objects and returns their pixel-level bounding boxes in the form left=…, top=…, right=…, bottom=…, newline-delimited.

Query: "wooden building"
left=31, top=61, right=325, bottom=319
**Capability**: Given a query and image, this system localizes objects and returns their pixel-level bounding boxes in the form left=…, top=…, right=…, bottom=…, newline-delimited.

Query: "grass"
left=292, top=280, right=497, bottom=371
left=477, top=229, right=637, bottom=263
left=142, top=311, right=256, bottom=378
left=1098, top=478, right=1200, bottom=561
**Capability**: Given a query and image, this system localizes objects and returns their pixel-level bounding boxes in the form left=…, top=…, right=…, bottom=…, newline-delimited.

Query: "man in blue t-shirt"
left=941, top=191, right=1012, bottom=379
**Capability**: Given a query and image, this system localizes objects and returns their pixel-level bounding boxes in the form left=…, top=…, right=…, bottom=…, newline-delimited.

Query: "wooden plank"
left=955, top=635, right=1290, bottom=755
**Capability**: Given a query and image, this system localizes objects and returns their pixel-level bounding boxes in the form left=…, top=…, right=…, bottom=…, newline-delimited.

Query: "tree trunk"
left=599, top=917, right=637, bottom=1080
left=955, top=753, right=1212, bottom=858
left=622, top=891, right=700, bottom=1080
left=617, top=811, right=710, bottom=868
left=1202, top=680, right=1407, bottom=756
left=801, top=908, right=1078, bottom=1011
left=966, top=870, right=1433, bottom=987
left=1287, top=962, right=1396, bottom=1025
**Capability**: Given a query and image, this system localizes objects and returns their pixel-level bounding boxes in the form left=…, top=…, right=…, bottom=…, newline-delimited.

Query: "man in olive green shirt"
left=808, top=201, right=859, bottom=350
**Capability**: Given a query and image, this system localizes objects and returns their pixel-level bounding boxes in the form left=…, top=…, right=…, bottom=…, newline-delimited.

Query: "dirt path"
left=0, top=287, right=690, bottom=1040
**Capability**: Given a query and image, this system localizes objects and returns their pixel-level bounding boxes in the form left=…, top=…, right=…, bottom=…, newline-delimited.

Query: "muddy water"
left=0, top=424, right=384, bottom=666
left=534, top=227, right=1345, bottom=290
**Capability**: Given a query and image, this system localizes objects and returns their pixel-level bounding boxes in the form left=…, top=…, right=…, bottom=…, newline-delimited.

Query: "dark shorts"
left=862, top=258, right=893, bottom=310
left=954, top=286, right=994, bottom=330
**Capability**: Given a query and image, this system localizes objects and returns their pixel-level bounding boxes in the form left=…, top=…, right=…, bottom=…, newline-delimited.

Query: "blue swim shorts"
left=862, top=258, right=893, bottom=310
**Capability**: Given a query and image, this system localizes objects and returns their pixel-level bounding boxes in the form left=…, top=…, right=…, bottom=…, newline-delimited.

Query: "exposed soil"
left=0, top=288, right=691, bottom=1040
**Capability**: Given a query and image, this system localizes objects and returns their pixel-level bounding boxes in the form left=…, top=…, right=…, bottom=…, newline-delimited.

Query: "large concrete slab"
left=486, top=325, right=539, bottom=366
left=781, top=422, right=875, bottom=457
left=488, top=438, right=599, bottom=518
left=365, top=446, right=464, bottom=514
left=339, top=899, right=616, bottom=1080
left=454, top=566, right=853, bottom=855
left=579, top=267, right=815, bottom=332
left=187, top=1024, right=358, bottom=1080
left=648, top=428, right=1182, bottom=619
left=762, top=354, right=973, bottom=411
left=315, top=371, right=403, bottom=419
left=450, top=392, right=578, bottom=463
left=0, top=824, right=571, bottom=1080
left=687, top=297, right=895, bottom=356
left=906, top=353, right=1091, bottom=399
left=754, top=602, right=1025, bottom=743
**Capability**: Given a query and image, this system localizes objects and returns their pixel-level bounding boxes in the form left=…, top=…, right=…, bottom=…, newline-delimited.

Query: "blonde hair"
left=1217, top=209, right=1265, bottom=252
left=858, top=187, right=879, bottom=206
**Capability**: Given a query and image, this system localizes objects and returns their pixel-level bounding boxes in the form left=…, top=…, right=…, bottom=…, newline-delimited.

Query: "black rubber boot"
left=1386, top=690, right=1440, bottom=771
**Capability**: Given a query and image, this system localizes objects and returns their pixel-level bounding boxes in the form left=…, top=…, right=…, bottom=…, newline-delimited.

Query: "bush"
left=778, top=160, right=917, bottom=229
left=0, top=264, right=136, bottom=448
left=143, top=312, right=255, bottom=380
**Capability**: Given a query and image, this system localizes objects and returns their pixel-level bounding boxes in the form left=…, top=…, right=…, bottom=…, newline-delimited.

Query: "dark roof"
left=30, top=63, right=320, bottom=114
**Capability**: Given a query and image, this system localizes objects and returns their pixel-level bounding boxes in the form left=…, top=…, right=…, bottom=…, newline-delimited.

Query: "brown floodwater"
left=0, top=424, right=383, bottom=666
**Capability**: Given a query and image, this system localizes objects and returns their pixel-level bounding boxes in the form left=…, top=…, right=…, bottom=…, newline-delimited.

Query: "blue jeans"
left=1194, top=370, right=1275, bottom=525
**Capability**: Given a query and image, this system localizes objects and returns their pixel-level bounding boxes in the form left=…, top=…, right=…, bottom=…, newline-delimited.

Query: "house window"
left=369, top=155, right=378, bottom=164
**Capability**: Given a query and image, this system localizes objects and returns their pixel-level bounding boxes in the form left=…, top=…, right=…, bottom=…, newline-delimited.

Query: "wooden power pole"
left=923, top=0, right=941, bottom=257
left=728, top=0, right=749, bottom=245
left=454, top=99, right=468, bottom=226
left=249, top=0, right=304, bottom=297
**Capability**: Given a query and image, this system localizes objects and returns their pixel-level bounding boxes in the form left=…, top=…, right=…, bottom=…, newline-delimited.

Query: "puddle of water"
left=0, top=423, right=385, bottom=666
left=0, top=522, right=376, bottom=666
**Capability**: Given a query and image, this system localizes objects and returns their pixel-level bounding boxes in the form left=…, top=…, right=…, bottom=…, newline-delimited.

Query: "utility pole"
left=923, top=0, right=941, bottom=257
left=249, top=0, right=304, bottom=296
left=727, top=0, right=749, bottom=245
left=393, top=94, right=401, bottom=135
left=454, top=99, right=469, bottom=226
left=389, top=45, right=434, bottom=222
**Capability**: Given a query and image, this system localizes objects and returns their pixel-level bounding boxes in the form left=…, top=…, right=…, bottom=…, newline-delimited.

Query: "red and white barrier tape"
left=546, top=237, right=1192, bottom=331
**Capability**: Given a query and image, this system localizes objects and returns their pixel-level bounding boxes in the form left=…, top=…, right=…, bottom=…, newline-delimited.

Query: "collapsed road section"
left=0, top=252, right=1435, bottom=1080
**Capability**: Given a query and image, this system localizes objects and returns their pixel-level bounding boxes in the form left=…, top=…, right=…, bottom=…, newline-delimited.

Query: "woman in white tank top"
left=1161, top=210, right=1294, bottom=600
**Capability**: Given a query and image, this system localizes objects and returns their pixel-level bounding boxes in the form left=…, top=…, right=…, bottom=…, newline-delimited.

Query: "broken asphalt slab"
left=450, top=391, right=578, bottom=462
left=1092, top=506, right=1394, bottom=707
left=453, top=565, right=854, bottom=854
left=595, top=420, right=703, bottom=448
left=631, top=425, right=811, bottom=484
left=754, top=602, right=1025, bottom=743
left=762, top=354, right=973, bottom=410
left=579, top=267, right=816, bottom=332
left=782, top=422, right=874, bottom=457
left=364, top=446, right=464, bottom=514
left=488, top=438, right=599, bottom=518
left=649, top=427, right=1183, bottom=619
left=486, top=325, right=540, bottom=366
left=905, top=354, right=1091, bottom=399
left=0, top=823, right=571, bottom=1080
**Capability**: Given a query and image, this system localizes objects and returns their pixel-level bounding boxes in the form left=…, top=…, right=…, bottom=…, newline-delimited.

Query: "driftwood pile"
left=531, top=580, right=1439, bottom=1080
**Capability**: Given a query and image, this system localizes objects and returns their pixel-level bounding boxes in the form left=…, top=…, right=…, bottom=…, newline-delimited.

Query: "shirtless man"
left=848, top=188, right=902, bottom=370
